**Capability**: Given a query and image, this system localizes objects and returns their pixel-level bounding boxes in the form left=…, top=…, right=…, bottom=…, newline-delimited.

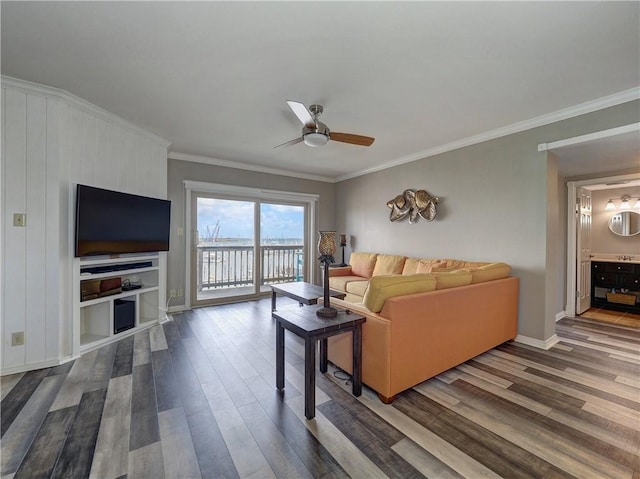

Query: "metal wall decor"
left=387, top=189, right=439, bottom=223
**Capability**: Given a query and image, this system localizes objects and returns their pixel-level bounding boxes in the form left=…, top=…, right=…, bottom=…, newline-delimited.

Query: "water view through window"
left=195, top=197, right=305, bottom=302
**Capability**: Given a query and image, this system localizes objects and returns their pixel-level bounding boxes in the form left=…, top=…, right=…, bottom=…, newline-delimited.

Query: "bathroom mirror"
left=609, top=211, right=640, bottom=236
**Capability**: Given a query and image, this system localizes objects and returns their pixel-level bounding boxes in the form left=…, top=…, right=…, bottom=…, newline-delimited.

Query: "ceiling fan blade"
left=330, top=132, right=375, bottom=147
left=274, top=137, right=303, bottom=148
left=286, top=100, right=315, bottom=127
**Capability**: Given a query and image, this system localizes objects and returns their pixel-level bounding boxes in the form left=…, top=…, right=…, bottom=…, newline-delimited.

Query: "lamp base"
left=316, top=306, right=338, bottom=318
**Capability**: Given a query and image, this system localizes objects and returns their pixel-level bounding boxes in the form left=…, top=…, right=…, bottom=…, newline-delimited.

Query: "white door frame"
left=565, top=173, right=639, bottom=316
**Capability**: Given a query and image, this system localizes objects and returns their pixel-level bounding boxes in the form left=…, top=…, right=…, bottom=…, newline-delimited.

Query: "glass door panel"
left=194, top=196, right=255, bottom=303
left=259, top=203, right=305, bottom=293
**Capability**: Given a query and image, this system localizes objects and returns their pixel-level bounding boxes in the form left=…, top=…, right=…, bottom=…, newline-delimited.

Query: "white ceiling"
left=2, top=1, right=639, bottom=182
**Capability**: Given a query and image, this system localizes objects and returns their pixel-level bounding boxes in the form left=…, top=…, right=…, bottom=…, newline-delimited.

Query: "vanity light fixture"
left=620, top=196, right=631, bottom=209
left=605, top=195, right=637, bottom=210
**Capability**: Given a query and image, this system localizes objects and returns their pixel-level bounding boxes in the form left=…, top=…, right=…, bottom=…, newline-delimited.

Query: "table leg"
left=352, top=324, right=362, bottom=397
left=271, top=290, right=277, bottom=311
left=319, top=338, right=328, bottom=373
left=276, top=319, right=284, bottom=391
left=305, top=338, right=316, bottom=419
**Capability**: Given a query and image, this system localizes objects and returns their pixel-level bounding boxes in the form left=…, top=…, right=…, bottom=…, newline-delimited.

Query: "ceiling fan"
left=275, top=100, right=375, bottom=148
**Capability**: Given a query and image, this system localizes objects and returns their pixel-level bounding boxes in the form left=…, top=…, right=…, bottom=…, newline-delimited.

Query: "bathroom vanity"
left=591, top=260, right=640, bottom=314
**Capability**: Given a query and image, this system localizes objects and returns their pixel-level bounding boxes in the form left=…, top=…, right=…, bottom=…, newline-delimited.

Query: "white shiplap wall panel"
left=103, top=121, right=118, bottom=191
left=2, top=77, right=169, bottom=373
left=121, top=128, right=137, bottom=193
left=68, top=106, right=83, bottom=186
left=94, top=117, right=108, bottom=188
left=25, top=94, right=47, bottom=365
left=3, top=88, right=27, bottom=369
left=0, top=88, right=3, bottom=370
left=45, top=98, right=61, bottom=361
left=82, top=112, right=97, bottom=185
left=58, top=101, right=72, bottom=358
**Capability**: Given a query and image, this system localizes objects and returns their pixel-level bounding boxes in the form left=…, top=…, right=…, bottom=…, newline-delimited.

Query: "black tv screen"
left=75, top=184, right=171, bottom=257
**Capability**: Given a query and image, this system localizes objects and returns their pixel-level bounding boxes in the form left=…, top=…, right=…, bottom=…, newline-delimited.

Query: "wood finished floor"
left=1, top=297, right=639, bottom=479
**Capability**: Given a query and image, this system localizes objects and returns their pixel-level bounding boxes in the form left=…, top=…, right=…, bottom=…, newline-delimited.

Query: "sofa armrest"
left=329, top=266, right=353, bottom=277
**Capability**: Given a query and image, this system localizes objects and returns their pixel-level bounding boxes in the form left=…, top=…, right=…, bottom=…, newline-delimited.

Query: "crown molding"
left=538, top=122, right=640, bottom=152
left=169, top=151, right=336, bottom=183
left=1, top=75, right=172, bottom=149
left=336, top=87, right=640, bottom=182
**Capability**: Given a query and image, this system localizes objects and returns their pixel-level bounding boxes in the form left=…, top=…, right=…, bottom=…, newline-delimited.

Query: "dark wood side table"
left=270, top=281, right=346, bottom=311
left=273, top=304, right=365, bottom=420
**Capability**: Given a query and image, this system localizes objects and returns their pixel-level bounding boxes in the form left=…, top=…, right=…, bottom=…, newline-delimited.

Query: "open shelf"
left=73, top=253, right=166, bottom=354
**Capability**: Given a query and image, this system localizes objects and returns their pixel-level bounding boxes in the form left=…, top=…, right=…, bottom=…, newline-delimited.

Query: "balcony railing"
left=197, top=244, right=304, bottom=290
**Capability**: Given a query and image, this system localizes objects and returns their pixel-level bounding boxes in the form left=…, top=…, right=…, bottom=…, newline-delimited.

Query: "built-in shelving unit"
left=72, top=252, right=166, bottom=355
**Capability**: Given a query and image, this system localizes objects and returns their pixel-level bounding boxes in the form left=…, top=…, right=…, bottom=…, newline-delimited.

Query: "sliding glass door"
left=190, top=190, right=308, bottom=306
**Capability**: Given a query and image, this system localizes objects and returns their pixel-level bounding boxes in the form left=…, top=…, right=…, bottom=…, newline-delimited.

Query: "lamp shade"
left=318, top=231, right=336, bottom=256
left=605, top=199, right=615, bottom=211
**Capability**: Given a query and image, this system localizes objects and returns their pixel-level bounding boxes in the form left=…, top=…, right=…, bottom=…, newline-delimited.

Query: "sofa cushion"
left=431, top=269, right=473, bottom=289
left=462, top=261, right=489, bottom=268
left=441, top=259, right=467, bottom=269
left=329, top=275, right=364, bottom=292
left=429, top=264, right=458, bottom=273
left=415, top=259, right=447, bottom=274
left=363, top=274, right=437, bottom=313
left=350, top=252, right=378, bottom=278
left=401, top=258, right=421, bottom=275
left=465, top=262, right=511, bottom=283
left=345, top=280, right=369, bottom=297
left=372, top=254, right=406, bottom=276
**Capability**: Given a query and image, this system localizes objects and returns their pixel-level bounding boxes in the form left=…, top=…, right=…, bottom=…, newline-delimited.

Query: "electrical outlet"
left=170, top=289, right=176, bottom=298
left=13, top=213, right=26, bottom=227
left=177, top=227, right=184, bottom=236
left=12, top=332, right=25, bottom=346
left=177, top=288, right=183, bottom=297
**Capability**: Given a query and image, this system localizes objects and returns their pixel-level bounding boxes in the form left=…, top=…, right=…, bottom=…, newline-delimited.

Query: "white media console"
left=72, top=252, right=167, bottom=355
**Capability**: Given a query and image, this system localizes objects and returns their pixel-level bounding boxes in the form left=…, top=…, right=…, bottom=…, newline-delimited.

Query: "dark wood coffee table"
left=271, top=281, right=346, bottom=311
left=273, top=304, right=365, bottom=420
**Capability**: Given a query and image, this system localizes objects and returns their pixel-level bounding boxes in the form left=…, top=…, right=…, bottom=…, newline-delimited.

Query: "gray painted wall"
left=334, top=100, right=639, bottom=343
left=592, top=186, right=640, bottom=254
left=166, top=159, right=336, bottom=308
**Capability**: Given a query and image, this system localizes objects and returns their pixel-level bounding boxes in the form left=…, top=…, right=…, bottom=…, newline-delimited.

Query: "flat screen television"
left=75, top=184, right=171, bottom=257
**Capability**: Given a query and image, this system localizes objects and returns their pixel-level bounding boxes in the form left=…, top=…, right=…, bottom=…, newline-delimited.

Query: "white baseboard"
left=167, top=305, right=189, bottom=314
left=556, top=311, right=567, bottom=322
left=514, top=334, right=560, bottom=350
left=1, top=354, right=77, bottom=376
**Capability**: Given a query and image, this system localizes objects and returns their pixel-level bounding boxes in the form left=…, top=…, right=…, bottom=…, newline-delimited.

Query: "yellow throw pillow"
left=363, top=274, right=437, bottom=313
left=442, top=259, right=466, bottom=269
left=415, top=259, right=447, bottom=274
left=431, top=269, right=473, bottom=289
left=401, top=258, right=422, bottom=275
left=372, top=254, right=406, bottom=276
left=466, top=262, right=511, bottom=283
left=349, top=252, right=378, bottom=278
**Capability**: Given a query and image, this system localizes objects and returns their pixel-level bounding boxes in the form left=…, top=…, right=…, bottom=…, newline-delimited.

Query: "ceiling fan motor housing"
left=303, top=121, right=330, bottom=147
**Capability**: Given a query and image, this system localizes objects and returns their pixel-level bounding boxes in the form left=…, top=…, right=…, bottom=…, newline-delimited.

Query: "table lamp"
left=317, top=231, right=338, bottom=318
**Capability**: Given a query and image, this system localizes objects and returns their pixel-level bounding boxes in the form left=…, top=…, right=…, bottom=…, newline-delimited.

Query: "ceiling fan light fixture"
left=303, top=132, right=329, bottom=147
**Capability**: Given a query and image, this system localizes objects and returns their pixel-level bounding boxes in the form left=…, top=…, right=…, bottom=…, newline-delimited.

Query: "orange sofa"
left=327, top=253, right=519, bottom=403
